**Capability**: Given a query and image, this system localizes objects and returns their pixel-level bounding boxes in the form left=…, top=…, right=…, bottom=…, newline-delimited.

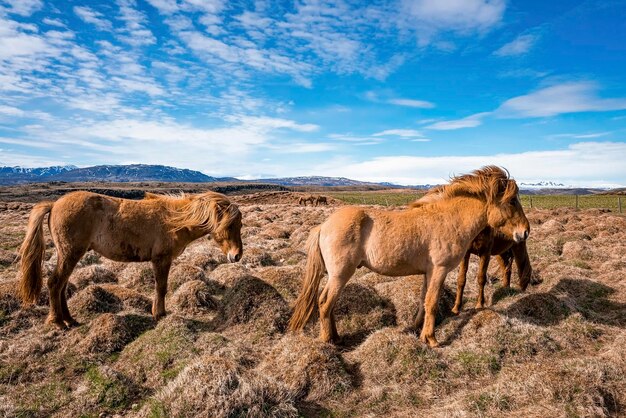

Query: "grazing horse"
left=315, top=196, right=328, bottom=206
left=19, top=191, right=243, bottom=329
left=299, top=195, right=316, bottom=206
left=451, top=228, right=532, bottom=314
left=289, top=166, right=529, bottom=347
left=411, top=185, right=532, bottom=314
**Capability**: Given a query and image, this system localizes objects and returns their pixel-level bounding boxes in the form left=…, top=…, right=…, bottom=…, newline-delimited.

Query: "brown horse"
left=288, top=166, right=529, bottom=347
left=315, top=196, right=328, bottom=206
left=19, top=190, right=243, bottom=329
left=411, top=185, right=532, bottom=314
left=299, top=195, right=316, bottom=206
left=452, top=228, right=532, bottom=314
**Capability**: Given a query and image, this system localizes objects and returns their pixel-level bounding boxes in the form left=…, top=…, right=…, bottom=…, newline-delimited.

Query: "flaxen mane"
left=409, top=166, right=518, bottom=208
left=168, top=192, right=241, bottom=233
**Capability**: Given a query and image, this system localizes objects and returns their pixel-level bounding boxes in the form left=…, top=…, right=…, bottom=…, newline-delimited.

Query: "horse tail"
left=19, top=201, right=54, bottom=304
left=513, top=241, right=532, bottom=291
left=289, top=226, right=325, bottom=332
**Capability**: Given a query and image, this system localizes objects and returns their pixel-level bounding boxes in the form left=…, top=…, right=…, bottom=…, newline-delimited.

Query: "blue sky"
left=0, top=0, right=625, bottom=186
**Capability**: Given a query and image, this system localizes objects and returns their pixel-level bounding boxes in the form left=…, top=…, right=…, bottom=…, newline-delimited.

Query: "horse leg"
left=152, top=259, right=172, bottom=321
left=497, top=250, right=513, bottom=288
left=419, top=266, right=448, bottom=348
left=410, top=275, right=428, bottom=331
left=318, top=270, right=353, bottom=343
left=475, top=253, right=491, bottom=309
left=452, top=252, right=471, bottom=315
left=47, top=252, right=82, bottom=329
left=60, top=281, right=79, bottom=327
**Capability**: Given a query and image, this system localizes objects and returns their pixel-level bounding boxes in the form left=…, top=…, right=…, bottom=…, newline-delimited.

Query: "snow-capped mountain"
left=519, top=181, right=567, bottom=188
left=252, top=176, right=400, bottom=187
left=0, top=164, right=235, bottom=184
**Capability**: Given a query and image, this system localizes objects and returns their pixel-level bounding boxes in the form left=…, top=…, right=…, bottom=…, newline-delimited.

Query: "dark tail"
left=288, top=226, right=325, bottom=332
left=513, top=241, right=533, bottom=290
left=19, top=202, right=53, bottom=304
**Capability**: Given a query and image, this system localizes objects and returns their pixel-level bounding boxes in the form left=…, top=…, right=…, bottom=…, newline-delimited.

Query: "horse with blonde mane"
left=412, top=183, right=533, bottom=314
left=19, top=190, right=243, bottom=329
left=289, top=166, right=529, bottom=347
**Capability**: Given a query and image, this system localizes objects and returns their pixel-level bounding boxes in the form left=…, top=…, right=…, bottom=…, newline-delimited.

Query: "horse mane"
left=167, top=191, right=241, bottom=233
left=409, top=166, right=518, bottom=208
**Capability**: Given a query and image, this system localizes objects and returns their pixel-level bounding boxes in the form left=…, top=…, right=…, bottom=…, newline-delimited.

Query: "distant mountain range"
left=250, top=176, right=410, bottom=188
left=0, top=164, right=614, bottom=191
left=0, top=165, right=78, bottom=183
left=519, top=181, right=566, bottom=188
left=0, top=164, right=236, bottom=184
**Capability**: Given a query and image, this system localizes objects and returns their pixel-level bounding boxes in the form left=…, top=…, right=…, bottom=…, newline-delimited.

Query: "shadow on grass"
left=504, top=277, right=626, bottom=327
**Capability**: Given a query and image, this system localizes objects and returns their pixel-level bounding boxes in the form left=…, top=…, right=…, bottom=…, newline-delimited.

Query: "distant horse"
left=315, top=196, right=328, bottom=206
left=289, top=166, right=529, bottom=347
left=299, top=195, right=316, bottom=206
left=19, top=191, right=243, bottom=329
left=411, top=183, right=532, bottom=314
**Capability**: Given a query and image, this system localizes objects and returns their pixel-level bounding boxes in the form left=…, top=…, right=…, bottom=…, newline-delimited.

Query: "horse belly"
left=363, top=250, right=426, bottom=276
left=90, top=220, right=157, bottom=262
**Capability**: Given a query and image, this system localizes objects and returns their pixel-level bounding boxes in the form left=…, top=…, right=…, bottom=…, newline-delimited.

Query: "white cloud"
left=497, top=82, right=626, bottom=117
left=112, top=76, right=165, bottom=96
left=388, top=98, right=435, bottom=108
left=1, top=0, right=42, bottom=16
left=426, top=112, right=490, bottom=130
left=234, top=116, right=319, bottom=132
left=373, top=129, right=424, bottom=138
left=0, top=104, right=25, bottom=116
left=42, top=18, right=65, bottom=27
left=74, top=6, right=113, bottom=31
left=549, top=132, right=612, bottom=140
left=116, top=0, right=156, bottom=46
left=320, top=142, right=626, bottom=187
left=494, top=34, right=539, bottom=57
left=401, top=0, right=506, bottom=46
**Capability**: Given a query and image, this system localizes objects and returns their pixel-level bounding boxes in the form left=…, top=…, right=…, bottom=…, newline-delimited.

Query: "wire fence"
left=327, top=192, right=624, bottom=213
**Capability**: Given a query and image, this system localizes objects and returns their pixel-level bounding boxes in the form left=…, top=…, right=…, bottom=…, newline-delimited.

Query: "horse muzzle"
left=227, top=252, right=242, bottom=263
left=513, top=229, right=530, bottom=243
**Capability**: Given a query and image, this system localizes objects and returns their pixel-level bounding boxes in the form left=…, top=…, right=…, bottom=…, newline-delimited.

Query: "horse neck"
left=428, top=195, right=490, bottom=245
left=169, top=198, right=211, bottom=243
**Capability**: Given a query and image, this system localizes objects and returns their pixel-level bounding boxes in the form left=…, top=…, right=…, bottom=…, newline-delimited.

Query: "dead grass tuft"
left=333, top=283, right=397, bottom=340
left=349, top=328, right=445, bottom=386
left=70, top=265, right=117, bottom=290
left=117, top=263, right=155, bottom=292
left=115, top=315, right=199, bottom=389
left=220, top=275, right=289, bottom=334
left=75, top=313, right=153, bottom=355
left=256, top=265, right=303, bottom=303
left=136, top=355, right=298, bottom=418
left=168, top=262, right=208, bottom=292
left=209, top=263, right=255, bottom=287
left=258, top=334, right=352, bottom=401
left=68, top=285, right=124, bottom=319
left=170, top=280, right=218, bottom=313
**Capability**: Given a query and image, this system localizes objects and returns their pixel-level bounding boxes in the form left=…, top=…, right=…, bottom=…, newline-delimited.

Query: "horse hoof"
left=46, top=317, right=68, bottom=330
left=152, top=312, right=166, bottom=322
left=64, top=319, right=80, bottom=328
left=451, top=307, right=461, bottom=315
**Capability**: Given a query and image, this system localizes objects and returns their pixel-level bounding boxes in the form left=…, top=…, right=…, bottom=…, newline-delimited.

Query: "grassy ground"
left=328, top=190, right=624, bottom=211
left=1, top=196, right=625, bottom=417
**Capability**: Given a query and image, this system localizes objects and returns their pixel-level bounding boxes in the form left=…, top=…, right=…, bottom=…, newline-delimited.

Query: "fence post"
left=529, top=196, right=533, bottom=209
left=575, top=194, right=579, bottom=209
left=619, top=197, right=623, bottom=214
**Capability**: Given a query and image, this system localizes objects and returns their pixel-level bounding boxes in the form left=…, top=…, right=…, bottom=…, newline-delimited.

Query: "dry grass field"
left=1, top=192, right=625, bottom=417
